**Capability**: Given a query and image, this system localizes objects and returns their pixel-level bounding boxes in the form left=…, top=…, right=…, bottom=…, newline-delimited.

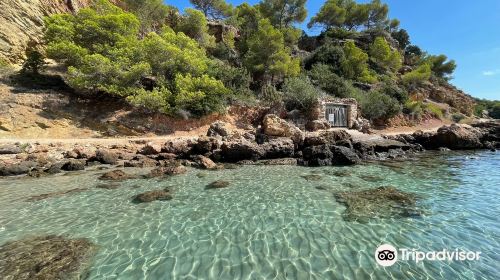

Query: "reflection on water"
left=0, top=151, right=498, bottom=279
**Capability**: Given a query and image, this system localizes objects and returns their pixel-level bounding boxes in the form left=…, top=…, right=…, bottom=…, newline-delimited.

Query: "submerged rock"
left=0, top=235, right=97, bottom=280
left=145, top=165, right=188, bottom=178
left=133, top=189, right=172, bottom=203
left=61, top=159, right=85, bottom=171
left=96, top=183, right=121, bottom=190
left=98, top=170, right=136, bottom=181
left=335, top=186, right=418, bottom=221
left=359, top=174, right=385, bottom=182
left=26, top=188, right=89, bottom=202
left=206, top=180, right=230, bottom=189
left=194, top=155, right=219, bottom=170
left=301, top=174, right=322, bottom=181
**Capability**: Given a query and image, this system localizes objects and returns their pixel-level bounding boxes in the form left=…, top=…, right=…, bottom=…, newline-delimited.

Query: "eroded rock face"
left=220, top=140, right=265, bottom=162
left=433, top=124, right=483, bottom=150
left=335, top=186, right=418, bottom=221
left=0, top=0, right=92, bottom=63
left=194, top=155, right=218, bottom=170
left=133, top=189, right=172, bottom=203
left=262, top=114, right=304, bottom=145
left=207, top=121, right=232, bottom=138
left=0, top=235, right=97, bottom=280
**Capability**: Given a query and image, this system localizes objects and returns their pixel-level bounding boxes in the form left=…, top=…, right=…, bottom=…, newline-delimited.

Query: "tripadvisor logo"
left=375, top=244, right=481, bottom=267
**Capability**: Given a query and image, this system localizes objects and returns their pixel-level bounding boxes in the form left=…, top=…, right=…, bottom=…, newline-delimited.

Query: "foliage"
left=127, top=87, right=173, bottom=114
left=244, top=19, right=300, bottom=83
left=391, top=29, right=410, bottom=50
left=123, top=0, right=174, bottom=35
left=424, top=54, right=457, bottom=80
left=259, top=83, right=283, bottom=105
left=365, top=0, right=389, bottom=30
left=308, top=0, right=369, bottom=31
left=404, top=100, right=444, bottom=119
left=369, top=37, right=402, bottom=72
left=451, top=113, right=466, bottom=123
left=207, top=59, right=252, bottom=95
left=305, top=43, right=345, bottom=73
left=258, top=0, right=307, bottom=28
left=176, top=8, right=216, bottom=49
left=174, top=74, right=230, bottom=116
left=358, top=90, right=401, bottom=121
left=189, top=0, right=233, bottom=19
left=282, top=76, right=321, bottom=112
left=402, top=63, right=432, bottom=87
left=342, top=41, right=377, bottom=83
left=230, top=3, right=261, bottom=55
left=379, top=81, right=408, bottom=102
left=474, top=99, right=500, bottom=119
left=21, top=49, right=47, bottom=75
left=308, top=64, right=351, bottom=98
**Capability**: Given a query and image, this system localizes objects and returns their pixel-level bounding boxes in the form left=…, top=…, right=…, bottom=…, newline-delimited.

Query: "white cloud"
left=482, top=70, right=499, bottom=76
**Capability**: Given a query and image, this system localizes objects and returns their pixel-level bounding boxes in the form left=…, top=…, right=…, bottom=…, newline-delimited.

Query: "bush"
left=207, top=60, right=251, bottom=94
left=127, top=87, right=173, bottom=114
left=259, top=83, right=283, bottom=105
left=342, top=41, right=376, bottom=83
left=308, top=64, right=352, bottom=98
left=451, top=113, right=466, bottom=123
left=305, top=44, right=345, bottom=73
left=282, top=76, right=321, bottom=112
left=379, top=82, right=408, bottom=102
left=369, top=37, right=402, bottom=72
left=424, top=103, right=445, bottom=119
left=174, top=74, right=230, bottom=116
left=402, top=63, right=431, bottom=87
left=21, top=49, right=47, bottom=75
left=358, top=91, right=401, bottom=121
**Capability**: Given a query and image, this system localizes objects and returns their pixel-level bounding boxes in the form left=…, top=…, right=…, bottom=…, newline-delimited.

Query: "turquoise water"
left=0, top=151, right=499, bottom=279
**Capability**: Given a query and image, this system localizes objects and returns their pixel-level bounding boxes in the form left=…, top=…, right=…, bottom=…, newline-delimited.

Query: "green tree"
left=189, top=0, right=233, bottom=19
left=258, top=0, right=307, bottom=29
left=425, top=54, right=457, bottom=80
left=305, top=44, right=345, bottom=74
left=402, top=63, right=432, bottom=86
left=342, top=41, right=377, bottom=83
left=308, top=0, right=347, bottom=30
left=123, top=0, right=174, bottom=35
left=244, top=19, right=300, bottom=83
left=176, top=8, right=216, bottom=49
left=369, top=37, right=402, bottom=72
left=391, top=28, right=410, bottom=50
left=231, top=3, right=261, bottom=55
left=365, top=0, right=389, bottom=30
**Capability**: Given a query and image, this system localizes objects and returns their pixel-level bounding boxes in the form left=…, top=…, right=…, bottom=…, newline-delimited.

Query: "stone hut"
left=311, top=97, right=358, bottom=128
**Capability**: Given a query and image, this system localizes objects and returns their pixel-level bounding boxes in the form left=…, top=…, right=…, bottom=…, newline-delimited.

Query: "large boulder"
left=0, top=144, right=22, bottom=155
left=432, top=124, right=483, bottom=150
left=330, top=146, right=360, bottom=165
left=95, top=149, right=119, bottom=165
left=220, top=139, right=265, bottom=162
left=139, top=143, right=162, bottom=155
left=303, top=130, right=352, bottom=147
left=161, top=139, right=195, bottom=158
left=261, top=137, right=295, bottom=159
left=61, top=159, right=85, bottom=171
left=207, top=121, right=232, bottom=138
left=302, top=145, right=359, bottom=166
left=194, top=155, right=219, bottom=170
left=305, top=120, right=331, bottom=132
left=262, top=114, right=304, bottom=145
left=192, top=136, right=220, bottom=155
left=0, top=161, right=36, bottom=176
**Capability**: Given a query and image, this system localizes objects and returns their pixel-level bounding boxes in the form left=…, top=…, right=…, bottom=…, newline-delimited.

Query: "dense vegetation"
left=35, top=0, right=478, bottom=121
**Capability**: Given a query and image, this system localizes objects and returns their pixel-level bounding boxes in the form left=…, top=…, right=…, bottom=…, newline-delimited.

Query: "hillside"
left=0, top=0, right=495, bottom=139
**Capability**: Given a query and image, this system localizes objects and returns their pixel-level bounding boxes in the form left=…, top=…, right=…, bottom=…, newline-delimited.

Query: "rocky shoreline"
left=0, top=115, right=498, bottom=178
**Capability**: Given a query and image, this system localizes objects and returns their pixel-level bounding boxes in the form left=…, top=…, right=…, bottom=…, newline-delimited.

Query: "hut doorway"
left=325, top=104, right=348, bottom=127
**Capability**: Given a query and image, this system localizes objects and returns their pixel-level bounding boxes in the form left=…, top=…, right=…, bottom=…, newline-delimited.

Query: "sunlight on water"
left=0, top=151, right=498, bottom=279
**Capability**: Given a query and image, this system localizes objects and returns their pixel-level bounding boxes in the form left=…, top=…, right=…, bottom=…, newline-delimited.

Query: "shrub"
left=379, top=82, right=408, bottom=102
left=126, top=87, right=173, bottom=114
left=305, top=44, right=345, bottom=73
left=207, top=60, right=251, bottom=94
left=308, top=64, right=352, bottom=98
left=369, top=37, right=402, bottom=72
left=424, top=103, right=445, bottom=119
left=451, top=113, right=465, bottom=123
left=259, top=83, right=283, bottom=105
left=342, top=41, right=377, bottom=83
left=358, top=90, right=401, bottom=121
left=282, top=76, right=321, bottom=112
left=21, top=49, right=47, bottom=75
left=402, top=63, right=431, bottom=87
left=174, top=74, right=230, bottom=116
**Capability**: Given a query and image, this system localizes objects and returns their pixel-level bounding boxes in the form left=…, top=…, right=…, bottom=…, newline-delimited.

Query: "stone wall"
left=313, top=97, right=358, bottom=128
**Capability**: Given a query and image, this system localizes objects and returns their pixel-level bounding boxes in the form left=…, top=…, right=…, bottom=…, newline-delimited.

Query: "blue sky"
left=166, top=0, right=500, bottom=100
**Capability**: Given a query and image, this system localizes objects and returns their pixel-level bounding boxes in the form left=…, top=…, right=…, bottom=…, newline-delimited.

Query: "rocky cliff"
left=0, top=0, right=91, bottom=63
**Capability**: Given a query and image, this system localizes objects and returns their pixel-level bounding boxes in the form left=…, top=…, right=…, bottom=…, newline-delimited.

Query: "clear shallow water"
left=0, top=151, right=499, bottom=279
